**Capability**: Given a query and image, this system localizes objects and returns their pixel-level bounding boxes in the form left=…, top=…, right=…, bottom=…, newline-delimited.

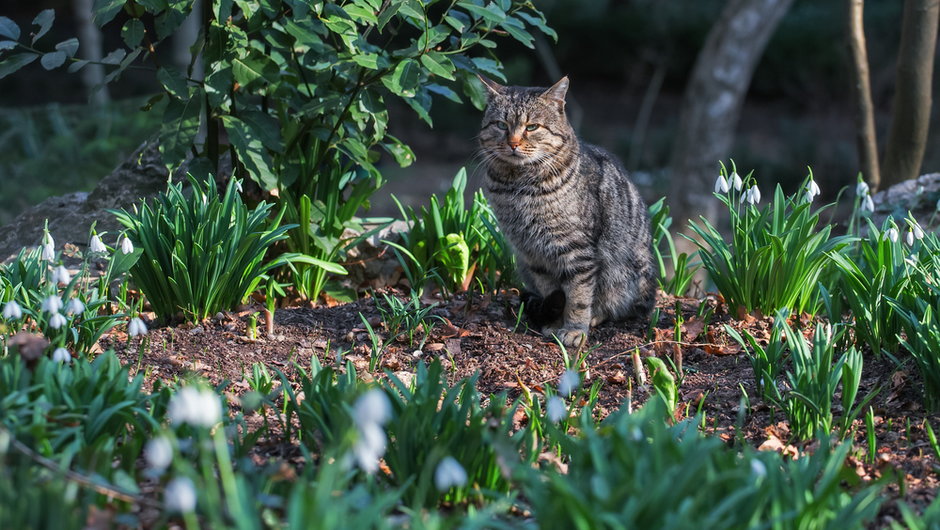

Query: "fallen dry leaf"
left=681, top=317, right=706, bottom=343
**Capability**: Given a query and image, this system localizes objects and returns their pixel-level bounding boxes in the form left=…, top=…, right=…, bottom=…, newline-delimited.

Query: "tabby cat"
left=477, top=75, right=656, bottom=347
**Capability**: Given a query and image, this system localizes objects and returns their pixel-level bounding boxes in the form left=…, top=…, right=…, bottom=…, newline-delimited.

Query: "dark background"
left=0, top=0, right=935, bottom=221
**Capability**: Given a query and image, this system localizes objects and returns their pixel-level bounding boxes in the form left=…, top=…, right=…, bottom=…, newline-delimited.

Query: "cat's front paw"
left=543, top=326, right=588, bottom=349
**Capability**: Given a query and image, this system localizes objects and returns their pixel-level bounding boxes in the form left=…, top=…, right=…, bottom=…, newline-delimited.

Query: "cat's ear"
left=478, top=74, right=506, bottom=97
left=540, top=76, right=569, bottom=105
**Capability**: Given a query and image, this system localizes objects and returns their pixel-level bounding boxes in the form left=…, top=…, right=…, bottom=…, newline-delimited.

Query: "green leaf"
left=92, top=0, right=126, bottom=27
left=55, top=38, right=79, bottom=57
left=101, top=48, right=126, bottom=65
left=237, top=109, right=283, bottom=153
left=0, top=53, right=37, bottom=79
left=67, top=59, right=89, bottom=73
left=31, top=9, right=54, bottom=45
left=382, top=58, right=420, bottom=97
left=426, top=83, right=461, bottom=103
left=351, top=52, right=380, bottom=70
left=40, top=50, right=66, bottom=70
left=500, top=18, right=533, bottom=48
left=419, top=52, right=455, bottom=81
left=157, top=66, right=189, bottom=99
left=221, top=115, right=279, bottom=191
left=377, top=2, right=402, bottom=30
left=0, top=41, right=16, bottom=51
left=122, top=18, right=145, bottom=47
left=159, top=89, right=203, bottom=167
left=459, top=2, right=506, bottom=24
left=232, top=52, right=278, bottom=90
left=0, top=17, right=20, bottom=40
left=344, top=4, right=378, bottom=24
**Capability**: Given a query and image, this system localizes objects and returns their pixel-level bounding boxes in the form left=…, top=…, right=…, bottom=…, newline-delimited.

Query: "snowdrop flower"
left=913, top=223, right=925, bottom=240
left=714, top=174, right=730, bottom=194
left=856, top=180, right=869, bottom=197
left=350, top=389, right=392, bottom=474
left=168, top=387, right=222, bottom=428
left=906, top=229, right=915, bottom=246
left=42, top=295, right=62, bottom=313
left=860, top=195, right=874, bottom=213
left=51, top=265, right=71, bottom=285
left=546, top=396, right=567, bottom=423
left=2, top=301, right=22, bottom=320
left=42, top=231, right=55, bottom=250
left=120, top=235, right=134, bottom=255
left=48, top=312, right=67, bottom=329
left=804, top=180, right=821, bottom=203
left=885, top=227, right=899, bottom=243
left=128, top=317, right=148, bottom=337
left=164, top=476, right=197, bottom=513
left=750, top=458, right=767, bottom=479
left=65, top=298, right=84, bottom=316
left=434, top=456, right=468, bottom=491
left=731, top=171, right=743, bottom=191
left=558, top=369, right=580, bottom=397
left=88, top=234, right=107, bottom=254
left=52, top=347, right=71, bottom=364
left=741, top=185, right=761, bottom=205
left=41, top=242, right=55, bottom=261
left=145, top=436, right=173, bottom=471
left=235, top=180, right=243, bottom=193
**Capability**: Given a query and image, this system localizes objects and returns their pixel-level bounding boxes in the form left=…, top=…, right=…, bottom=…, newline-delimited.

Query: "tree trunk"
left=667, top=0, right=795, bottom=233
left=71, top=0, right=109, bottom=105
left=881, top=0, right=939, bottom=188
left=846, top=0, right=881, bottom=191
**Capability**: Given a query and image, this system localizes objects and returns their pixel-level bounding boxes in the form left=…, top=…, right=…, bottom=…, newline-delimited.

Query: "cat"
left=477, top=75, right=657, bottom=347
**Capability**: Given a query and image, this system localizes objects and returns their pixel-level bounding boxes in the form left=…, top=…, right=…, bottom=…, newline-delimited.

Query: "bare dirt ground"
left=102, top=289, right=939, bottom=527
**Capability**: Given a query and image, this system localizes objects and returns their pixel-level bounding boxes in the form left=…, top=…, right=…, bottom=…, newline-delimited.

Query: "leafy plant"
left=687, top=166, right=850, bottom=316
left=649, top=197, right=699, bottom=296
left=390, top=168, right=515, bottom=295
left=725, top=316, right=788, bottom=403
left=374, top=290, right=441, bottom=346
left=111, top=176, right=339, bottom=323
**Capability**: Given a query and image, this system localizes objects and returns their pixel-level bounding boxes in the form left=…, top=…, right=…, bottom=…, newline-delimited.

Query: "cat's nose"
left=508, top=138, right=522, bottom=150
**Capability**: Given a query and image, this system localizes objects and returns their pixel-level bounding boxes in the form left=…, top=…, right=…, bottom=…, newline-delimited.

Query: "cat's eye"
left=495, top=121, right=508, bottom=130
left=525, top=124, right=540, bottom=131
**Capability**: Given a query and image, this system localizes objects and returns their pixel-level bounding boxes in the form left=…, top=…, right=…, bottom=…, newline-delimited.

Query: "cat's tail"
left=520, top=289, right=566, bottom=329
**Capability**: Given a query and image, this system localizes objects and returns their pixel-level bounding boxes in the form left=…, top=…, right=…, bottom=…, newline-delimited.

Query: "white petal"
left=861, top=195, right=874, bottom=213
left=886, top=228, right=899, bottom=243
left=89, top=234, right=107, bottom=253
left=41, top=243, right=55, bottom=261
left=434, top=456, right=468, bottom=491
left=750, top=458, right=767, bottom=479
left=906, top=230, right=915, bottom=246
left=2, top=301, right=23, bottom=319
left=65, top=298, right=85, bottom=316
left=731, top=172, right=743, bottom=191
left=52, top=347, right=71, bottom=363
left=914, top=224, right=925, bottom=240
left=52, top=265, right=71, bottom=285
left=120, top=236, right=135, bottom=255
left=353, top=389, right=392, bottom=427
left=558, top=370, right=580, bottom=397
left=546, top=396, right=567, bottom=423
left=714, top=175, right=730, bottom=194
left=353, top=423, right=387, bottom=474
left=48, top=312, right=67, bottom=329
left=42, top=295, right=63, bottom=313
left=164, top=477, right=197, bottom=513
left=856, top=181, right=869, bottom=196
left=145, top=436, right=173, bottom=471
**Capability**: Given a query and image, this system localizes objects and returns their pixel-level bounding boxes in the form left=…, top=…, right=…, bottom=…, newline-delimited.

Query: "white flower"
left=352, top=388, right=392, bottom=427
left=750, top=458, right=767, bottom=479
left=886, top=228, right=899, bottom=243
left=128, top=317, right=148, bottom=337
left=2, top=301, right=23, bottom=320
left=235, top=180, right=243, bottom=193
left=861, top=195, right=874, bottom=213
left=41, top=243, right=55, bottom=261
left=906, top=229, right=915, bottom=246
left=145, top=436, right=173, bottom=471
left=52, top=347, right=71, bottom=364
left=42, top=295, right=62, bottom=313
left=546, top=396, right=567, bottom=423
left=352, top=423, right=387, bottom=475
left=434, top=456, right=468, bottom=491
left=51, top=265, right=71, bottom=285
left=89, top=234, right=107, bottom=254
left=856, top=180, right=869, bottom=196
left=714, top=174, right=730, bottom=194
left=558, top=369, right=580, bottom=397
left=805, top=180, right=820, bottom=202
left=48, top=312, right=67, bottom=329
left=164, top=476, right=197, bottom=513
left=168, top=387, right=222, bottom=428
left=120, top=236, right=134, bottom=255
left=731, top=171, right=743, bottom=191
left=43, top=231, right=55, bottom=249
left=743, top=186, right=761, bottom=205
left=913, top=224, right=925, bottom=240
left=65, top=298, right=85, bottom=316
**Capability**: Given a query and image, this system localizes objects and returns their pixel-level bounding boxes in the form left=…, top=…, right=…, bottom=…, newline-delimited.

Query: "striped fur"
left=478, top=76, right=656, bottom=347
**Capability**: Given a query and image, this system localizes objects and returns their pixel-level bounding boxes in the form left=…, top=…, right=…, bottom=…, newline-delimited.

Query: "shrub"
left=649, top=197, right=699, bottom=296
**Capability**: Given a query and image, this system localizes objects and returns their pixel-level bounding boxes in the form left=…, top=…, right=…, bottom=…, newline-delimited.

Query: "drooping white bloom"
left=731, top=171, right=743, bottom=191
left=856, top=180, right=869, bottom=197
left=350, top=389, right=392, bottom=474
left=164, top=476, right=197, bottom=513
left=41, top=243, right=55, bottom=261
left=128, top=317, right=148, bottom=337
left=89, top=234, right=107, bottom=254
left=885, top=228, right=899, bottom=243
left=558, top=369, right=580, bottom=397
left=168, top=387, right=222, bottom=428
left=48, top=312, right=67, bottom=329
left=52, top=347, right=71, bottom=364
left=51, top=265, right=71, bottom=285
left=906, top=229, right=915, bottom=246
left=913, top=223, right=925, bottom=240
left=546, top=396, right=567, bottom=423
left=750, top=458, right=767, bottom=479
left=65, top=298, right=85, bottom=316
left=714, top=174, right=730, bottom=194
left=805, top=180, right=821, bottom=202
left=42, top=231, right=55, bottom=249
left=2, top=301, right=23, bottom=320
left=120, top=236, right=134, bottom=255
left=145, top=436, right=173, bottom=471
left=353, top=388, right=392, bottom=427
left=42, top=295, right=63, bottom=313
left=861, top=195, right=874, bottom=213
left=434, top=456, right=468, bottom=492
left=744, top=186, right=761, bottom=205
left=235, top=180, right=243, bottom=193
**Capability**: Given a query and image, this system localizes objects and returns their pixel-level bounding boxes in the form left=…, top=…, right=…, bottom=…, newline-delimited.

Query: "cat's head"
left=478, top=76, right=573, bottom=167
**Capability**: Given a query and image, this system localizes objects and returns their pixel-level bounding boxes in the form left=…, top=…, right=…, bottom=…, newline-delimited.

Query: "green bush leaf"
left=92, top=0, right=125, bottom=28
left=0, top=53, right=38, bottom=79
left=159, top=89, right=203, bottom=166
left=40, top=51, right=66, bottom=70
left=31, top=9, right=54, bottom=45
left=222, top=115, right=279, bottom=191
left=0, top=16, right=21, bottom=40
left=55, top=38, right=79, bottom=57
left=121, top=18, right=144, bottom=47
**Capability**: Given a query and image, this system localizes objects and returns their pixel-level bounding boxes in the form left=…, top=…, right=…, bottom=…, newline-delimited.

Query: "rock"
left=0, top=140, right=173, bottom=262
left=871, top=173, right=940, bottom=229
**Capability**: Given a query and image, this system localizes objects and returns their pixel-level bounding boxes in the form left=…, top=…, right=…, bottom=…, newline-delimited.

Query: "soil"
left=101, top=288, right=939, bottom=528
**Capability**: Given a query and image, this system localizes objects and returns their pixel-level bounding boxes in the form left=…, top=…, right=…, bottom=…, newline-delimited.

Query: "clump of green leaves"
left=390, top=168, right=515, bottom=295
left=649, top=198, right=699, bottom=296
left=688, top=165, right=850, bottom=317
left=111, top=176, right=335, bottom=323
